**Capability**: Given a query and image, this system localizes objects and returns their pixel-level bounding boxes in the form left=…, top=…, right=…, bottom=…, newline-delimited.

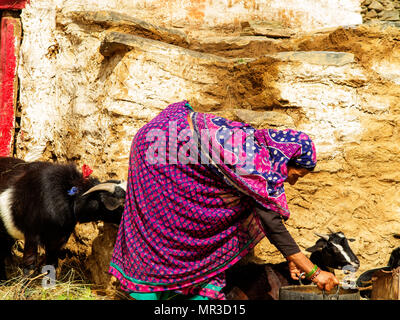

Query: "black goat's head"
left=306, top=231, right=360, bottom=271
left=388, top=247, right=400, bottom=270
left=75, top=180, right=126, bottom=225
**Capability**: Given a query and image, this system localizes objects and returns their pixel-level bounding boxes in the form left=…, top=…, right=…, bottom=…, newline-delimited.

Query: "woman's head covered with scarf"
left=247, top=127, right=318, bottom=216
left=191, top=112, right=317, bottom=218
left=254, top=127, right=317, bottom=176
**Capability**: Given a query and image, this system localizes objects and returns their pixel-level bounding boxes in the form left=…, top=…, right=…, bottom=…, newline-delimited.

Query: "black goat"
left=388, top=234, right=400, bottom=270
left=0, top=157, right=126, bottom=279
left=357, top=234, right=400, bottom=298
left=224, top=231, right=359, bottom=300
left=306, top=231, right=360, bottom=271
left=224, top=261, right=295, bottom=300
left=388, top=247, right=400, bottom=270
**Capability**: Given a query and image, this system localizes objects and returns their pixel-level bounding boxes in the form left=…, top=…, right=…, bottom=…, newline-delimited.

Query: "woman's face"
left=286, top=166, right=310, bottom=185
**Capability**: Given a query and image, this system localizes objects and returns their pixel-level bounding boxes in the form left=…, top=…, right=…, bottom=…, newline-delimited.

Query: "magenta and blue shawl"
left=109, top=100, right=317, bottom=299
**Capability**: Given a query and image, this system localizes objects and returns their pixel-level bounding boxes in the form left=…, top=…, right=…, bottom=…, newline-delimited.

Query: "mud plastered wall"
left=16, top=0, right=400, bottom=287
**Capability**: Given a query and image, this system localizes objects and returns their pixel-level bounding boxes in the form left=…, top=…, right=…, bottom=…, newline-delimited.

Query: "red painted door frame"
left=0, top=0, right=28, bottom=156
left=0, top=0, right=28, bottom=10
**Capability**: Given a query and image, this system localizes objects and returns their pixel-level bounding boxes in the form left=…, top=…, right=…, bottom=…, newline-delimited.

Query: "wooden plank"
left=0, top=15, right=21, bottom=156
left=0, top=0, right=29, bottom=10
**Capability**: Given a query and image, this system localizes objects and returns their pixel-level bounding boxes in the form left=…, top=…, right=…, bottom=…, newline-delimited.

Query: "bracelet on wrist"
left=309, top=268, right=322, bottom=281
left=305, top=264, right=318, bottom=279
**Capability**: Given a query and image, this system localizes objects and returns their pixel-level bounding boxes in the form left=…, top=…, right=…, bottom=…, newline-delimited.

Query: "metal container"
left=279, top=284, right=360, bottom=300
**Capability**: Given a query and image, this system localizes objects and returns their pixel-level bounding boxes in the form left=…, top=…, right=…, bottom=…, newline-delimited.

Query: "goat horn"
left=82, top=183, right=117, bottom=196
left=119, top=180, right=127, bottom=192
left=314, top=232, right=329, bottom=241
left=327, top=227, right=335, bottom=234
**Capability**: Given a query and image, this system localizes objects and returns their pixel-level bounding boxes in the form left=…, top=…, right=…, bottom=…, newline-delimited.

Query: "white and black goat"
left=0, top=157, right=126, bottom=279
left=305, top=231, right=360, bottom=272
left=224, top=231, right=360, bottom=300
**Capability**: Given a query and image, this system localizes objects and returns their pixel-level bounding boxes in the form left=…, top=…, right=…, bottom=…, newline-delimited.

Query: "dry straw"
left=0, top=263, right=98, bottom=300
left=0, top=260, right=128, bottom=300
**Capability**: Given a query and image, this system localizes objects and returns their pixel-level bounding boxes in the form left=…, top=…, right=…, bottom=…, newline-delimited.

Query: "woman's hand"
left=288, top=260, right=304, bottom=280
left=286, top=252, right=339, bottom=292
left=311, top=270, right=339, bottom=292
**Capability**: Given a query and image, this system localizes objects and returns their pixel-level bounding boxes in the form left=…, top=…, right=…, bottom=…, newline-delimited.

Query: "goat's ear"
left=347, top=238, right=356, bottom=242
left=305, top=241, right=325, bottom=253
left=100, top=193, right=123, bottom=211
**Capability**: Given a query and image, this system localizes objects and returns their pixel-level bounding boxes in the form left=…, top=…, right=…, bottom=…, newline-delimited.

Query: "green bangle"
left=305, top=265, right=318, bottom=279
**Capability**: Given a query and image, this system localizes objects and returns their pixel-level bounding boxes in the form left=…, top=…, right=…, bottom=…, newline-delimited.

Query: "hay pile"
left=0, top=261, right=127, bottom=300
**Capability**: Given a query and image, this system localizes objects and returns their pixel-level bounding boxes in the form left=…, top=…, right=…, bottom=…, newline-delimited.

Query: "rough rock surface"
left=362, top=0, right=400, bottom=23
left=15, top=0, right=400, bottom=290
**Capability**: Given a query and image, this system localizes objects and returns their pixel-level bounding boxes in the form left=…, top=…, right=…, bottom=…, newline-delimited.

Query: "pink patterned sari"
left=109, top=101, right=317, bottom=299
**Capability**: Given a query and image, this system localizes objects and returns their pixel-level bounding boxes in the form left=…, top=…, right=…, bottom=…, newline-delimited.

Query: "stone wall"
left=14, top=0, right=400, bottom=289
left=362, top=0, right=400, bottom=22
